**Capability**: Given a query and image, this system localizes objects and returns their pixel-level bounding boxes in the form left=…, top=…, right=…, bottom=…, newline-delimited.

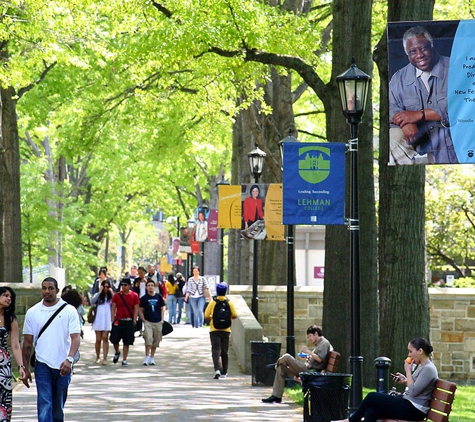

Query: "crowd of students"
left=87, top=264, right=213, bottom=366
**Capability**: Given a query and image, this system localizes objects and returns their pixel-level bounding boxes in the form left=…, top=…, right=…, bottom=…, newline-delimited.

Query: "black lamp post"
left=198, top=204, right=209, bottom=274
left=186, top=218, right=195, bottom=279
left=336, top=59, right=371, bottom=411
left=279, top=130, right=299, bottom=357
left=216, top=178, right=230, bottom=283
left=247, top=145, right=266, bottom=320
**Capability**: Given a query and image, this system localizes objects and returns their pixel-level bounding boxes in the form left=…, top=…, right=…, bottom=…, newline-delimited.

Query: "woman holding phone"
left=332, top=338, right=438, bottom=422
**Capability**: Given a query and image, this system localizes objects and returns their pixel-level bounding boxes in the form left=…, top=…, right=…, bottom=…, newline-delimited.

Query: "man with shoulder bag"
left=21, top=277, right=81, bottom=422
left=110, top=278, right=140, bottom=367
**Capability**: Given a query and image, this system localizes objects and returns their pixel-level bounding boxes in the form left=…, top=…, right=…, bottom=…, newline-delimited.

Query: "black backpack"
left=212, top=298, right=231, bottom=329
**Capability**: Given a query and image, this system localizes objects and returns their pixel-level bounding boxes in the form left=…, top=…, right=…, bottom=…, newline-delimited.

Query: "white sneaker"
left=221, top=373, right=227, bottom=378
left=149, top=358, right=156, bottom=366
left=142, top=357, right=149, bottom=366
left=213, top=370, right=221, bottom=379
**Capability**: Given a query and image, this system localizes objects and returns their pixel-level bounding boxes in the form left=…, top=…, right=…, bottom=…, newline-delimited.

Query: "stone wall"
left=1, top=284, right=43, bottom=369
left=230, top=285, right=475, bottom=383
left=429, top=288, right=475, bottom=382
left=2, top=284, right=43, bottom=330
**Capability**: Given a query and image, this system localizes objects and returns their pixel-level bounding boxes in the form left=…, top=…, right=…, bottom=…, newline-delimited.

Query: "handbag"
left=202, top=278, right=211, bottom=300
left=162, top=320, right=174, bottom=336
left=30, top=303, right=68, bottom=368
left=87, top=303, right=97, bottom=324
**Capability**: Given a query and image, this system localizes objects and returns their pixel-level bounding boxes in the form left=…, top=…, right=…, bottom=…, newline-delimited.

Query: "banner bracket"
left=346, top=138, right=358, bottom=152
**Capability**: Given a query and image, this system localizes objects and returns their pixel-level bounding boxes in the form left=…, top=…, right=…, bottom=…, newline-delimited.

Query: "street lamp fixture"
left=216, top=178, right=230, bottom=283
left=247, top=144, right=266, bottom=320
left=337, top=58, right=371, bottom=130
left=336, top=59, right=371, bottom=412
left=247, top=146, right=267, bottom=183
left=279, top=129, right=299, bottom=357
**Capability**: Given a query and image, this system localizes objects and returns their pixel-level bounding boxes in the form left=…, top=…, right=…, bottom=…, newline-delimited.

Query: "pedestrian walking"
left=139, top=279, right=165, bottom=365
left=204, top=283, right=237, bottom=379
left=175, top=273, right=186, bottom=324
left=165, top=274, right=178, bottom=323
left=0, top=287, right=26, bottom=421
left=184, top=266, right=210, bottom=328
left=110, top=278, right=139, bottom=367
left=90, top=279, right=113, bottom=365
left=21, top=277, right=81, bottom=422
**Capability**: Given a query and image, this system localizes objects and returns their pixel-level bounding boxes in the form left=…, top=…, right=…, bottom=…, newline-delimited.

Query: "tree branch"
left=427, top=245, right=464, bottom=277
left=17, top=60, right=57, bottom=99
left=150, top=1, right=173, bottom=18
left=296, top=129, right=326, bottom=140
left=23, top=132, right=42, bottom=157
left=204, top=45, right=327, bottom=98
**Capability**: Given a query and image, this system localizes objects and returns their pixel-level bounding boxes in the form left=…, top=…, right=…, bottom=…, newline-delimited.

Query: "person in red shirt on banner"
left=243, top=185, right=264, bottom=229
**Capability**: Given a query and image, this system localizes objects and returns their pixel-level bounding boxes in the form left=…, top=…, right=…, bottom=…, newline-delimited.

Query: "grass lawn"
left=285, top=385, right=475, bottom=421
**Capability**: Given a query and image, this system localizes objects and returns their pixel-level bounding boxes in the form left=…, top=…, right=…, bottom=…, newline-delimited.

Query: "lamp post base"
left=349, top=355, right=363, bottom=413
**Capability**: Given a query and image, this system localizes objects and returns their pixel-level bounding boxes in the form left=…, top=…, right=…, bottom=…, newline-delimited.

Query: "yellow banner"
left=264, top=183, right=284, bottom=241
left=218, top=185, right=242, bottom=228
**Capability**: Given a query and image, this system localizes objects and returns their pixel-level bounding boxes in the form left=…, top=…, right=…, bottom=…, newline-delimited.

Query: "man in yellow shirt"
left=204, top=283, right=237, bottom=379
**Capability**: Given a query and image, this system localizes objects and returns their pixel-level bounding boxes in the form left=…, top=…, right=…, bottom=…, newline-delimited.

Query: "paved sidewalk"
left=13, top=322, right=302, bottom=421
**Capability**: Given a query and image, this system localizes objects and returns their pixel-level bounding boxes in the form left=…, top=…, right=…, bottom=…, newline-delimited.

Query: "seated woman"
left=332, top=337, right=437, bottom=422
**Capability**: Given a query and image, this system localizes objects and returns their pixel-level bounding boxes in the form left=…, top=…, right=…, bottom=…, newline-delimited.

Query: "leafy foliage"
left=426, top=166, right=475, bottom=277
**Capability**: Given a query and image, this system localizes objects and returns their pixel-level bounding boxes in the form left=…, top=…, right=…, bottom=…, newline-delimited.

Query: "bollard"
left=374, top=356, right=391, bottom=393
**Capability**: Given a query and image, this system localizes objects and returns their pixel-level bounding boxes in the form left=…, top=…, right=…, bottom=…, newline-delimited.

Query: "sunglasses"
left=121, top=284, right=129, bottom=287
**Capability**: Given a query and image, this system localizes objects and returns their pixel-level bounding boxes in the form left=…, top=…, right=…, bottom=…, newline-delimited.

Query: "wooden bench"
left=294, top=350, right=341, bottom=383
left=325, top=350, right=340, bottom=373
left=382, top=379, right=457, bottom=422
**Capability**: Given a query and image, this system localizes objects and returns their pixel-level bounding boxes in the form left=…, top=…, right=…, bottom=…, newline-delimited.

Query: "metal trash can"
left=301, top=372, right=352, bottom=422
left=250, top=341, right=281, bottom=386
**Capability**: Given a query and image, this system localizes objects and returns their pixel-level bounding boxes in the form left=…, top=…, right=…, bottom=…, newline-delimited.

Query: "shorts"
left=143, top=320, right=163, bottom=347
left=109, top=320, right=135, bottom=346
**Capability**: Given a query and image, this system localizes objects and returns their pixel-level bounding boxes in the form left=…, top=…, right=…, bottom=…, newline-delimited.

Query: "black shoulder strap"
left=37, top=303, right=68, bottom=341
left=118, top=292, right=134, bottom=319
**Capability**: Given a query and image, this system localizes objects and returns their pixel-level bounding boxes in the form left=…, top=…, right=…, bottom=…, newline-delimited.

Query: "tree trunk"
left=322, top=0, right=377, bottom=384
left=229, top=65, right=292, bottom=286
left=374, top=0, right=434, bottom=369
left=0, top=84, right=23, bottom=283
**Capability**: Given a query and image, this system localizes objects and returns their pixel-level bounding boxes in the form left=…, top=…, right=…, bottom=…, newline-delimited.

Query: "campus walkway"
left=13, top=322, right=302, bottom=421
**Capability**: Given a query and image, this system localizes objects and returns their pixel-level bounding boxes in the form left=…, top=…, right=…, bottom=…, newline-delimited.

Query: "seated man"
left=262, top=325, right=333, bottom=404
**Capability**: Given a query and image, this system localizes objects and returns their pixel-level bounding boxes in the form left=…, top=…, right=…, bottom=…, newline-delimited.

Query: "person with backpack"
left=204, top=283, right=237, bottom=379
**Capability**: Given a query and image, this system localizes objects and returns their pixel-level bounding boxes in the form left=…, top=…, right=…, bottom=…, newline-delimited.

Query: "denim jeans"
left=189, top=296, right=205, bottom=327
left=185, top=302, right=194, bottom=325
left=176, top=298, right=185, bottom=323
left=34, top=360, right=71, bottom=422
left=166, top=294, right=177, bottom=323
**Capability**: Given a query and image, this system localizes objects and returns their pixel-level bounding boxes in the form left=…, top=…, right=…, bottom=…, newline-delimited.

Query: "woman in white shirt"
left=184, top=266, right=209, bottom=328
left=91, top=280, right=113, bottom=364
